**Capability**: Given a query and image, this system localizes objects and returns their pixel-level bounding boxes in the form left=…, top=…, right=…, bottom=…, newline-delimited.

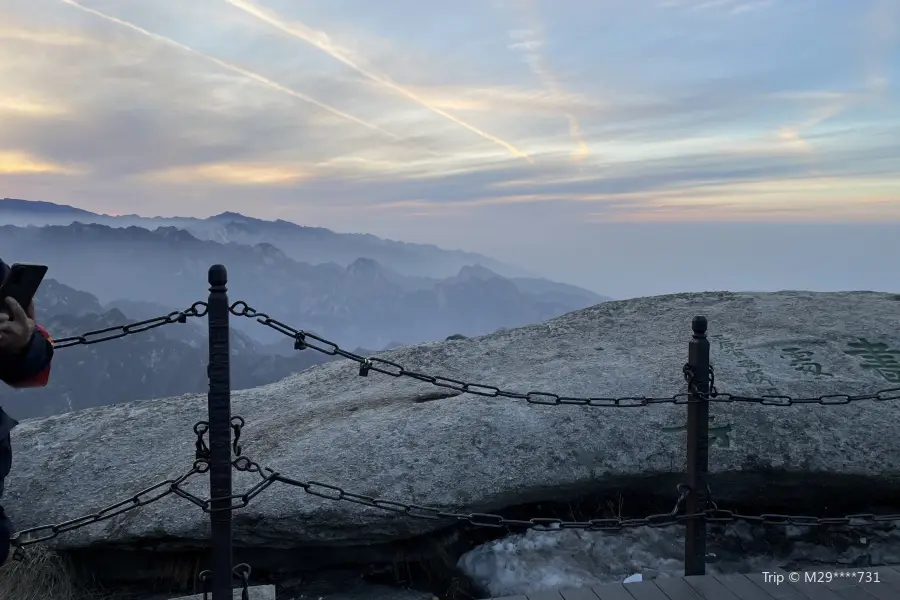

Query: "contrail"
left=222, top=0, right=533, bottom=163
left=59, top=0, right=403, bottom=140
left=506, top=0, right=590, bottom=162
left=777, top=0, right=896, bottom=154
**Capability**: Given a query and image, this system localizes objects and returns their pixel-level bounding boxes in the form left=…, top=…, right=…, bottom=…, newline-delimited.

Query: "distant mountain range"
left=0, top=197, right=612, bottom=417
left=0, top=197, right=527, bottom=279
left=0, top=199, right=610, bottom=350
left=0, top=278, right=345, bottom=418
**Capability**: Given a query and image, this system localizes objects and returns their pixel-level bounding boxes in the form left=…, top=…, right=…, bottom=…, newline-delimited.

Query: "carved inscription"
left=779, top=347, right=834, bottom=378
left=711, top=335, right=781, bottom=395
left=844, top=338, right=900, bottom=383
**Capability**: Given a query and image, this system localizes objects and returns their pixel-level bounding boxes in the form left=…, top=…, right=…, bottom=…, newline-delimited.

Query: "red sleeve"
left=5, top=325, right=53, bottom=388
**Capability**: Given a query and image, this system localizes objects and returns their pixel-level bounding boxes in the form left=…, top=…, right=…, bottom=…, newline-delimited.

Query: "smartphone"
left=0, top=263, right=48, bottom=317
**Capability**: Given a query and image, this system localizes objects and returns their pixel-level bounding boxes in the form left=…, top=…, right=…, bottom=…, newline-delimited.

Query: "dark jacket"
left=0, top=258, right=53, bottom=563
left=0, top=320, right=53, bottom=497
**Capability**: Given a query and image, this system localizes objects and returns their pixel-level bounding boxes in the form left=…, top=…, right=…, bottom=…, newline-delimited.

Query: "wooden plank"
left=527, top=591, right=565, bottom=600
left=828, top=585, right=882, bottom=600
left=772, top=568, right=845, bottom=600
left=558, top=586, right=604, bottom=600
left=817, top=573, right=882, bottom=600
left=618, top=579, right=674, bottom=600
left=848, top=583, right=895, bottom=600
left=801, top=568, right=900, bottom=600
left=867, top=566, right=900, bottom=591
left=809, top=569, right=887, bottom=600
left=492, top=569, right=900, bottom=600
left=713, top=574, right=778, bottom=600
left=744, top=573, right=808, bottom=599
left=682, top=574, right=742, bottom=600
left=589, top=582, right=639, bottom=600
left=653, top=576, right=704, bottom=599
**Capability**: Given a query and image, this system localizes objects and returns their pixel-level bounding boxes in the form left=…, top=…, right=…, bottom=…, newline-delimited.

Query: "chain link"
left=230, top=301, right=900, bottom=407
left=195, top=457, right=695, bottom=529
left=198, top=569, right=211, bottom=600
left=193, top=418, right=243, bottom=462
left=234, top=563, right=251, bottom=600
left=197, top=563, right=252, bottom=600
left=231, top=416, right=244, bottom=457
left=685, top=365, right=900, bottom=405
left=171, top=456, right=279, bottom=513
left=10, top=465, right=203, bottom=547
left=52, top=302, right=209, bottom=349
left=184, top=453, right=900, bottom=532
left=228, top=301, right=690, bottom=407
left=194, top=421, right=210, bottom=460
left=699, top=509, right=900, bottom=527
left=276, top=476, right=694, bottom=530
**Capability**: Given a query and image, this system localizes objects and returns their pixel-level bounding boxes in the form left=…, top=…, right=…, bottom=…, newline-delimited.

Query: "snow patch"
left=458, top=523, right=900, bottom=597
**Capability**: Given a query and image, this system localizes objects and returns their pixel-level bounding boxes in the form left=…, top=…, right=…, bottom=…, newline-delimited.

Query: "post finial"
left=692, top=315, right=708, bottom=335
left=208, top=264, right=227, bottom=287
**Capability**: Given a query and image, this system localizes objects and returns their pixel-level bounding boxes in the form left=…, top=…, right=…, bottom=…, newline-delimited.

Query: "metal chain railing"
left=51, top=302, right=209, bottom=348
left=227, top=300, right=691, bottom=406
left=42, top=298, right=900, bottom=407
left=11, top=289, right=900, bottom=591
left=182, top=423, right=900, bottom=532
left=9, top=461, right=205, bottom=549
left=229, top=300, right=900, bottom=407
left=126, top=431, right=900, bottom=535
left=685, top=364, right=900, bottom=405
left=16, top=436, right=899, bottom=555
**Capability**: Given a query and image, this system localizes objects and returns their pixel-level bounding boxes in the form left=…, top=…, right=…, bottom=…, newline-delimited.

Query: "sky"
left=1, top=0, right=899, bottom=298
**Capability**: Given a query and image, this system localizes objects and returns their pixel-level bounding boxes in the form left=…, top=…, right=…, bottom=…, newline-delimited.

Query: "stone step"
left=169, top=584, right=276, bottom=600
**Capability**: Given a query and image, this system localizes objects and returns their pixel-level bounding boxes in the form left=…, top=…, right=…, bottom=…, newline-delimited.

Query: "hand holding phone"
left=0, top=264, right=44, bottom=353
left=0, top=264, right=46, bottom=319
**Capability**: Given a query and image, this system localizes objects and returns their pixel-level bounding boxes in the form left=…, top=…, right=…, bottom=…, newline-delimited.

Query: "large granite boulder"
left=4, top=291, right=900, bottom=557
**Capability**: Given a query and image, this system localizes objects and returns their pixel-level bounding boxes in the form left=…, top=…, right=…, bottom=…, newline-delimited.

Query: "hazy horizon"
left=4, top=199, right=898, bottom=301
left=2, top=0, right=898, bottom=299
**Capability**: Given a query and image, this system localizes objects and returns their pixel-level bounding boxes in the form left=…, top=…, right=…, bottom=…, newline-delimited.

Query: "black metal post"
left=685, top=315, right=710, bottom=576
left=207, top=265, right=233, bottom=599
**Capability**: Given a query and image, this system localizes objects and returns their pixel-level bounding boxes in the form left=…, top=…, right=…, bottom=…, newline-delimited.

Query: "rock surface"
left=5, top=291, right=900, bottom=555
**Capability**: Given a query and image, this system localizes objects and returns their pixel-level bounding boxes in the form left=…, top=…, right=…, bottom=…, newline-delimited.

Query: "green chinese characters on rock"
left=780, top=347, right=834, bottom=378
left=662, top=416, right=732, bottom=448
left=844, top=338, right=900, bottom=383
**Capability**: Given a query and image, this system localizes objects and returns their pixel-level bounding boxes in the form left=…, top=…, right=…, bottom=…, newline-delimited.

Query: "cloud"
left=58, top=0, right=404, bottom=141
left=0, top=0, right=895, bottom=248
left=658, top=0, right=775, bottom=14
left=0, top=151, right=82, bottom=175
left=0, top=26, right=95, bottom=46
left=0, top=96, right=69, bottom=117
left=770, top=0, right=897, bottom=156
left=219, top=0, right=534, bottom=163
left=501, top=0, right=590, bottom=163
left=143, top=162, right=312, bottom=185
left=861, top=0, right=898, bottom=93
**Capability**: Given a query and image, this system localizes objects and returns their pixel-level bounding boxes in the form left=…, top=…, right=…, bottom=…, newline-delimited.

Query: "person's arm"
left=0, top=325, right=53, bottom=388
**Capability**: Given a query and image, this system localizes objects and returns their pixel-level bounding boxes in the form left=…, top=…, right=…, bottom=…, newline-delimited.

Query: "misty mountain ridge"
left=1, top=197, right=531, bottom=279
left=0, top=220, right=607, bottom=349
left=0, top=278, right=367, bottom=418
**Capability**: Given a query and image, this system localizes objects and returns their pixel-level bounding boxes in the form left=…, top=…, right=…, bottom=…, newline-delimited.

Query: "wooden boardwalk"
left=493, top=566, right=900, bottom=600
